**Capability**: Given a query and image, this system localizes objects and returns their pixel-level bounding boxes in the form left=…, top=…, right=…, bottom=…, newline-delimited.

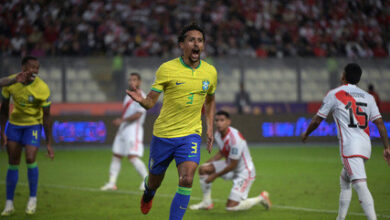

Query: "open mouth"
left=31, top=73, right=37, bottom=80
left=191, top=48, right=200, bottom=59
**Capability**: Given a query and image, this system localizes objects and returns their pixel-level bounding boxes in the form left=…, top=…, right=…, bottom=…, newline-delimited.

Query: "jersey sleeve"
left=228, top=138, right=244, bottom=160
left=1, top=86, right=10, bottom=99
left=368, top=95, right=381, bottom=121
left=151, top=64, right=169, bottom=93
left=317, top=91, right=335, bottom=118
left=41, top=85, right=51, bottom=107
left=207, top=67, right=217, bottom=95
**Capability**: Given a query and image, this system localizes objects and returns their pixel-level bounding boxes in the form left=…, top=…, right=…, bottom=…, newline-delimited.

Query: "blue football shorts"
left=148, top=134, right=201, bottom=175
left=6, top=123, right=42, bottom=147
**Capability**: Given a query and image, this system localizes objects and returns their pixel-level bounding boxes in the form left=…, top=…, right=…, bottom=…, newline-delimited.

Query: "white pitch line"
left=1, top=182, right=389, bottom=218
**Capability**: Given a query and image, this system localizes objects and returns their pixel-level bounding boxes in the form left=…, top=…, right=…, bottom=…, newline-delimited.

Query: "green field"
left=0, top=145, right=389, bottom=220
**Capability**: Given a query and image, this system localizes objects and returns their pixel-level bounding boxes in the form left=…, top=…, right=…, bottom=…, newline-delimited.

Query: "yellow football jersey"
left=151, top=57, right=217, bottom=138
left=1, top=74, right=51, bottom=126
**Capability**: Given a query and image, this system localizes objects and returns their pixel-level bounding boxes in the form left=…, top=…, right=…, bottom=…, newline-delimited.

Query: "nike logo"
left=179, top=206, right=187, bottom=210
left=176, top=82, right=185, bottom=85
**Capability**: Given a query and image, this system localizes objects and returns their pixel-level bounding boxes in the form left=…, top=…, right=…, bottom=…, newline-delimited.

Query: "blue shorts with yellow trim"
left=148, top=134, right=201, bottom=175
left=6, top=123, right=42, bottom=147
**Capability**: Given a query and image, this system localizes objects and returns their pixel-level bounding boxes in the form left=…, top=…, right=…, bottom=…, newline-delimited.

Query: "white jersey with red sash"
left=317, top=84, right=381, bottom=159
left=214, top=126, right=255, bottom=178
left=118, top=92, right=147, bottom=143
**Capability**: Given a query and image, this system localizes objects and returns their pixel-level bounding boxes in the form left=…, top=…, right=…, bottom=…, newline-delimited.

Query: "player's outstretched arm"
left=126, top=89, right=160, bottom=110
left=43, top=106, right=54, bottom=160
left=301, top=115, right=324, bottom=142
left=373, top=118, right=390, bottom=165
left=0, top=71, right=31, bottom=87
left=0, top=76, right=17, bottom=87
left=204, top=94, right=216, bottom=153
left=0, top=98, right=10, bottom=149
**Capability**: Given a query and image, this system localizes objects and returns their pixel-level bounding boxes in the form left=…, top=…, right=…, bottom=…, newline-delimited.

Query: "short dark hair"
left=216, top=110, right=230, bottom=119
left=344, top=63, right=362, bottom=84
left=368, top=84, right=374, bottom=91
left=130, top=72, right=141, bottom=80
left=178, top=22, right=205, bottom=43
left=21, top=56, right=38, bottom=66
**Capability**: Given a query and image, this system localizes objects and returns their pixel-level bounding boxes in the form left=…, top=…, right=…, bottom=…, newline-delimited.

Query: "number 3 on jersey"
left=345, top=101, right=368, bottom=129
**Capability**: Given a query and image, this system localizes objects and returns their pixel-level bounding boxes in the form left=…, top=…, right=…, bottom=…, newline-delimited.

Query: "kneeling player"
left=190, top=111, right=271, bottom=211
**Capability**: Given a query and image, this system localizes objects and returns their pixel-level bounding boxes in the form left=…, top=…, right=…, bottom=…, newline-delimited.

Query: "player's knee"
left=9, top=156, right=20, bottom=164
left=179, top=174, right=194, bottom=187
left=198, top=163, right=213, bottom=175
left=148, top=181, right=161, bottom=190
left=198, top=165, right=207, bottom=175
left=25, top=156, right=36, bottom=164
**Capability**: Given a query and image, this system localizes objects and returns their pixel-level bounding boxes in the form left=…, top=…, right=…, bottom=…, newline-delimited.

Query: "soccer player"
left=190, top=111, right=271, bottom=211
left=126, top=23, right=217, bottom=220
left=0, top=56, right=54, bottom=216
left=301, top=63, right=390, bottom=220
left=101, top=72, right=148, bottom=191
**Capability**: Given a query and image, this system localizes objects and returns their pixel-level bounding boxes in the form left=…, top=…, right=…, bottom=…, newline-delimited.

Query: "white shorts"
left=341, top=157, right=367, bottom=181
left=112, top=133, right=144, bottom=157
left=211, top=160, right=255, bottom=202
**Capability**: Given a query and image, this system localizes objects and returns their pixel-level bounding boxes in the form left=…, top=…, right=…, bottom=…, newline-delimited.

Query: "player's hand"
left=383, top=148, right=390, bottom=165
left=205, top=173, right=217, bottom=184
left=15, top=71, right=32, bottom=83
left=206, top=129, right=214, bottom=153
left=46, top=144, right=54, bottom=160
left=113, top=118, right=122, bottom=126
left=126, top=87, right=143, bottom=103
left=301, top=132, right=308, bottom=143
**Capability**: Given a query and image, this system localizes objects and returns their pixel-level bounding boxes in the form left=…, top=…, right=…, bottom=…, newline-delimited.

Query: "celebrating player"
left=101, top=72, right=148, bottom=191
left=190, top=111, right=271, bottom=211
left=301, top=63, right=390, bottom=220
left=1, top=56, right=54, bottom=216
left=126, top=22, right=217, bottom=220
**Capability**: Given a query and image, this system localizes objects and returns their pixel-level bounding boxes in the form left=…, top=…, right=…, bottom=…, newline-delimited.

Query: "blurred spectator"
left=368, top=84, right=381, bottom=111
left=235, top=82, right=252, bottom=114
left=0, top=0, right=389, bottom=57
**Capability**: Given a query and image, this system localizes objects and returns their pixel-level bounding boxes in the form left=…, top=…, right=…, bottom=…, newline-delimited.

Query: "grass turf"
left=0, top=144, right=389, bottom=220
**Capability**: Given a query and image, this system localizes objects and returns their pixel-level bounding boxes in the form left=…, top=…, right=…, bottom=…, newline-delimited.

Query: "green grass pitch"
left=0, top=144, right=389, bottom=219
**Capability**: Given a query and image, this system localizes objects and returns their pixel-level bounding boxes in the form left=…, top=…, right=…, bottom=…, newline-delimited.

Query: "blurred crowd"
left=1, top=0, right=389, bottom=58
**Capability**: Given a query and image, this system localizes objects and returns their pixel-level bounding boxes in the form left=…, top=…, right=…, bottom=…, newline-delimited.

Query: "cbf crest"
left=28, top=95, right=35, bottom=103
left=202, top=80, right=210, bottom=92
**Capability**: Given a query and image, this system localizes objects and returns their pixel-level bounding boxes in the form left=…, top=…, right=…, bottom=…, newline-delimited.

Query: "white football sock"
left=108, top=156, right=121, bottom=184
left=352, top=181, right=376, bottom=220
left=337, top=172, right=352, bottom=220
left=199, top=175, right=212, bottom=202
left=129, top=157, right=148, bottom=179
left=226, top=197, right=262, bottom=211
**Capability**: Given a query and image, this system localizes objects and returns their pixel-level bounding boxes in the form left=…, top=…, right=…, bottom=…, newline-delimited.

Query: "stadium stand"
left=0, top=0, right=389, bottom=57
